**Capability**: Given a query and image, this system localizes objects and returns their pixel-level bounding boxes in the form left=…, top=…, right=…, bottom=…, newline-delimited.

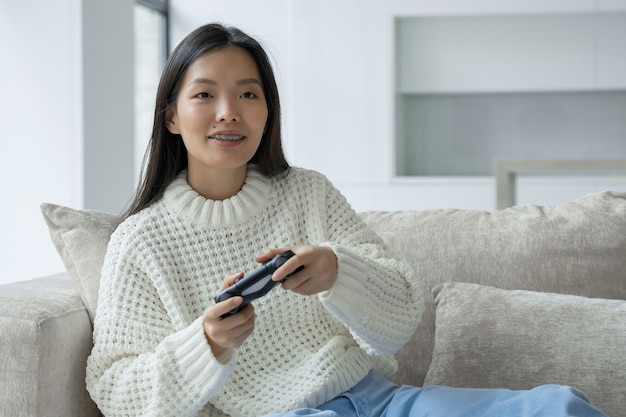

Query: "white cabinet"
left=597, top=13, right=626, bottom=88
left=394, top=12, right=626, bottom=178
left=397, top=13, right=626, bottom=93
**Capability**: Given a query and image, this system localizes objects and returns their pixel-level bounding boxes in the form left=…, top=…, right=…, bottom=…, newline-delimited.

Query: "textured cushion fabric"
left=360, top=191, right=626, bottom=387
left=0, top=274, right=101, bottom=417
left=424, top=282, right=626, bottom=417
left=41, top=203, right=120, bottom=322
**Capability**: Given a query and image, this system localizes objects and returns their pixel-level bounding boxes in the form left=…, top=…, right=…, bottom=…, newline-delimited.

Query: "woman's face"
left=167, top=46, right=268, bottom=177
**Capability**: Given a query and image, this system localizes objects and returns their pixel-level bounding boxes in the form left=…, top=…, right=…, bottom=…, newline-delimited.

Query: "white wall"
left=289, top=1, right=626, bottom=211
left=0, top=0, right=135, bottom=284
left=82, top=1, right=135, bottom=213
left=0, top=0, right=81, bottom=284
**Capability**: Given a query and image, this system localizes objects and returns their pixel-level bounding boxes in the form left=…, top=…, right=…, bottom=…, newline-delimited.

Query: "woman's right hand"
left=203, top=272, right=255, bottom=362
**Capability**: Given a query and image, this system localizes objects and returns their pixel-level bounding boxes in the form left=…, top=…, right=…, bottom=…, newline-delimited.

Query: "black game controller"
left=214, top=250, right=303, bottom=317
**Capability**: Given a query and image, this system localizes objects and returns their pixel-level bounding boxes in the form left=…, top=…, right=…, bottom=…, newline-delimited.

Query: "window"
left=134, top=0, right=168, bottom=180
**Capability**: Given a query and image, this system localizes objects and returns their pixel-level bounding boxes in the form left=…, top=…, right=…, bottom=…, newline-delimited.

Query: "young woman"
left=86, top=23, right=608, bottom=417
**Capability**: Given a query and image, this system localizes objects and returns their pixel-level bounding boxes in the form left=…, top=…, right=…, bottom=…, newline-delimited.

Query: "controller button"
left=275, top=256, right=287, bottom=268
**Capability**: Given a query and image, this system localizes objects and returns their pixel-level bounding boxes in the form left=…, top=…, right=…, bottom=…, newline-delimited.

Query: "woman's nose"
left=216, top=98, right=240, bottom=122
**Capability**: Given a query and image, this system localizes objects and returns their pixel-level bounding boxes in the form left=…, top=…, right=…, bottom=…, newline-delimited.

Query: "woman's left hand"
left=255, top=246, right=338, bottom=296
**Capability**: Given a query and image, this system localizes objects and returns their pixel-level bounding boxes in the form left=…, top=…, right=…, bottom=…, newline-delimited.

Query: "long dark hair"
left=124, top=23, right=289, bottom=218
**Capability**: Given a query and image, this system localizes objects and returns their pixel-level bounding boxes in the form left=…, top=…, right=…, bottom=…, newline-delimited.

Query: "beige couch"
left=1, top=191, right=625, bottom=417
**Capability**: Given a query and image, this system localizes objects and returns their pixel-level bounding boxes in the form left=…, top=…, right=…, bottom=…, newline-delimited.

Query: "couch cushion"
left=360, top=191, right=626, bottom=387
left=41, top=203, right=120, bottom=322
left=0, top=274, right=101, bottom=417
left=424, top=282, right=625, bottom=417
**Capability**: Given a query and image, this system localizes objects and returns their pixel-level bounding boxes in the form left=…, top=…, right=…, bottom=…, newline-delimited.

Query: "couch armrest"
left=0, top=273, right=100, bottom=417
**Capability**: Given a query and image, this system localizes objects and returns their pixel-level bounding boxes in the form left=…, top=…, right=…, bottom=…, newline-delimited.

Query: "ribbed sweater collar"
left=161, top=165, right=271, bottom=228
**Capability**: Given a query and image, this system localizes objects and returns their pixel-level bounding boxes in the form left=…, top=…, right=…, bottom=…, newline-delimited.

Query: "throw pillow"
left=424, top=282, right=626, bottom=417
left=360, top=190, right=626, bottom=387
left=40, top=203, right=120, bottom=322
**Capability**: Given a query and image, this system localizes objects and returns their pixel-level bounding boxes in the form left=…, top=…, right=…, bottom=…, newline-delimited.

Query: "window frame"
left=135, top=0, right=169, bottom=58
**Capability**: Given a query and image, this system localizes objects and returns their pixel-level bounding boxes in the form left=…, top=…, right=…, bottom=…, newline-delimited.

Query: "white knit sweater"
left=86, top=166, right=423, bottom=417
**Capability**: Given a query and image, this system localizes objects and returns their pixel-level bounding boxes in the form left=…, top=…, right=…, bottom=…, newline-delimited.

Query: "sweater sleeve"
left=315, top=177, right=424, bottom=358
left=86, top=226, right=235, bottom=417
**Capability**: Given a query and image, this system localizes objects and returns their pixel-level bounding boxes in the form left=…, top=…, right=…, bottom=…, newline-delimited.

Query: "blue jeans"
left=261, top=370, right=607, bottom=417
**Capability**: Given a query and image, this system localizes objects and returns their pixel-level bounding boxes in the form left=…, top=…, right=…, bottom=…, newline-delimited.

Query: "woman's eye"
left=196, top=92, right=211, bottom=98
left=241, top=91, right=257, bottom=99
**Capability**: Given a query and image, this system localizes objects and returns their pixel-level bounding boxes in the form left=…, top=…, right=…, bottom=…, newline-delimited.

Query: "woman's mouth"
left=208, top=134, right=246, bottom=142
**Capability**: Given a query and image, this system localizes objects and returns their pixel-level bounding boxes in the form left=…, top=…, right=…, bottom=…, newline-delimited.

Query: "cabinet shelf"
left=394, top=12, right=626, bottom=177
